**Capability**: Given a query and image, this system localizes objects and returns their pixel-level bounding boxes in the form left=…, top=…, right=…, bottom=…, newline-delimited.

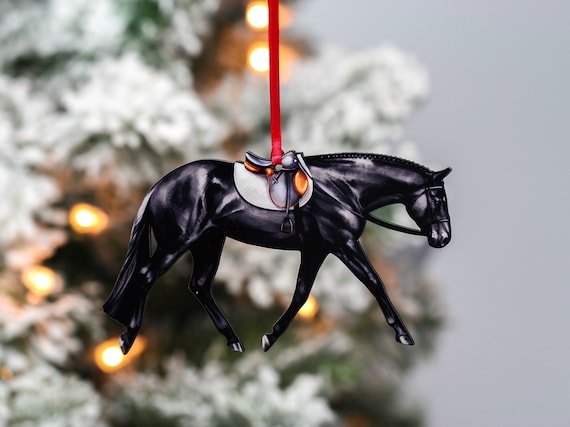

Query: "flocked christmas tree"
left=0, top=1, right=444, bottom=426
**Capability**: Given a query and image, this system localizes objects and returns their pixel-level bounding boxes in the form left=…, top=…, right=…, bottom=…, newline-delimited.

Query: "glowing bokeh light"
left=21, top=265, right=58, bottom=297
left=298, top=294, right=319, bottom=320
left=69, top=203, right=109, bottom=234
left=101, top=346, right=124, bottom=368
left=245, top=2, right=292, bottom=30
left=248, top=45, right=270, bottom=73
left=246, top=2, right=269, bottom=29
left=94, top=337, right=147, bottom=373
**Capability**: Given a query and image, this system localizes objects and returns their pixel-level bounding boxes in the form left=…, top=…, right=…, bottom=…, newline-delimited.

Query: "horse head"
left=406, top=168, right=452, bottom=248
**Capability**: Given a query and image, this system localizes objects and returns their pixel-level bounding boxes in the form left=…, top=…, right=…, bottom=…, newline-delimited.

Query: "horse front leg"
left=189, top=232, right=244, bottom=352
left=335, top=239, right=414, bottom=345
left=262, top=249, right=327, bottom=352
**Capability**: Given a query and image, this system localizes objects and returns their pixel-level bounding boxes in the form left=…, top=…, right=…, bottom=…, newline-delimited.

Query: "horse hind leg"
left=119, top=244, right=188, bottom=354
left=188, top=233, right=244, bottom=352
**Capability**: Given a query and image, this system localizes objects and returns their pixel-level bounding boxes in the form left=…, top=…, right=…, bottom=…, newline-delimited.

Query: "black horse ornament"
left=103, top=152, right=452, bottom=354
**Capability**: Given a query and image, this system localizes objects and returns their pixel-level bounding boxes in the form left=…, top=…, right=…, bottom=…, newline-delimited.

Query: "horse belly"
left=221, top=211, right=300, bottom=250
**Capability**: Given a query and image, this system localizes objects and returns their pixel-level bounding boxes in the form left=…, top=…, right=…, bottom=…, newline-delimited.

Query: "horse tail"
left=103, top=189, right=153, bottom=353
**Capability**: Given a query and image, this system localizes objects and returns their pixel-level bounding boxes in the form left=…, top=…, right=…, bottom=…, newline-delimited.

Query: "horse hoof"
left=119, top=332, right=134, bottom=355
left=228, top=341, right=245, bottom=353
left=261, top=334, right=273, bottom=352
left=396, top=334, right=415, bottom=346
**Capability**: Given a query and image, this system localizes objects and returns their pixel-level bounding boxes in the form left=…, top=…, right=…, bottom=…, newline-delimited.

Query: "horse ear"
left=431, top=167, right=452, bottom=182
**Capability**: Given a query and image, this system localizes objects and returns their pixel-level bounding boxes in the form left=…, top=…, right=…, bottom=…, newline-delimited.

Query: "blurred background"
left=0, top=1, right=568, bottom=426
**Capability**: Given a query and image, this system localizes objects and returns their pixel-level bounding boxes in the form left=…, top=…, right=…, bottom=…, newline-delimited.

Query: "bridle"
left=365, top=184, right=449, bottom=236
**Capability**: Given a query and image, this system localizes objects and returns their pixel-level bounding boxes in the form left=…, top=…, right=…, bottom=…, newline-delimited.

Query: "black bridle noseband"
left=366, top=185, right=449, bottom=236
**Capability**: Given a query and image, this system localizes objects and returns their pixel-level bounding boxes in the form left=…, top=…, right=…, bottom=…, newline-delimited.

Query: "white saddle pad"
left=234, top=162, right=314, bottom=211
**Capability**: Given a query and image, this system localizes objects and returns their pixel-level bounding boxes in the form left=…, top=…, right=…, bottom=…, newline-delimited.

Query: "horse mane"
left=308, top=152, right=432, bottom=175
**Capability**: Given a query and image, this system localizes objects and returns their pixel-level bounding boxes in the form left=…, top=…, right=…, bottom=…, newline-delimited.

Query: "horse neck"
left=308, top=154, right=429, bottom=213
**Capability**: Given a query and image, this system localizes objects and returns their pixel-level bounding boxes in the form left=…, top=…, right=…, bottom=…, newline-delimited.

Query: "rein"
left=365, top=214, right=424, bottom=236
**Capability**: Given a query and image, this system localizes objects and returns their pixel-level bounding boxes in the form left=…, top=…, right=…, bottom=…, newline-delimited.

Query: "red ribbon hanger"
left=268, top=0, right=284, bottom=166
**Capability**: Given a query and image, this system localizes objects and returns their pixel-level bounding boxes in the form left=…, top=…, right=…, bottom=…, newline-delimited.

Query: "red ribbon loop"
left=268, top=0, right=283, bottom=165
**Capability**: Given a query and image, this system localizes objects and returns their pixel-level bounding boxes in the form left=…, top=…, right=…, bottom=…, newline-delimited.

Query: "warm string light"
left=101, top=346, right=124, bottom=368
left=69, top=203, right=109, bottom=234
left=246, top=2, right=269, bottom=29
left=0, top=366, right=13, bottom=381
left=21, top=265, right=59, bottom=297
left=245, top=2, right=293, bottom=30
left=247, top=43, right=297, bottom=80
left=248, top=43, right=270, bottom=73
left=245, top=1, right=297, bottom=79
left=94, top=337, right=147, bottom=373
left=298, top=294, right=319, bottom=320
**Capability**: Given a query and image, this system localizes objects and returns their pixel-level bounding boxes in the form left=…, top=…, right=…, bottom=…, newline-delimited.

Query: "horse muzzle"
left=428, top=221, right=451, bottom=248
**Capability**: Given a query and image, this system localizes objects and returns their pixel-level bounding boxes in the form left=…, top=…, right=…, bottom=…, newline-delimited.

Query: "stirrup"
left=280, top=217, right=294, bottom=234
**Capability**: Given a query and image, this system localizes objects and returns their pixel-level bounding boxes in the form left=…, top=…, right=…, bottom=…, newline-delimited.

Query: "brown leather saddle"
left=243, top=151, right=312, bottom=233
